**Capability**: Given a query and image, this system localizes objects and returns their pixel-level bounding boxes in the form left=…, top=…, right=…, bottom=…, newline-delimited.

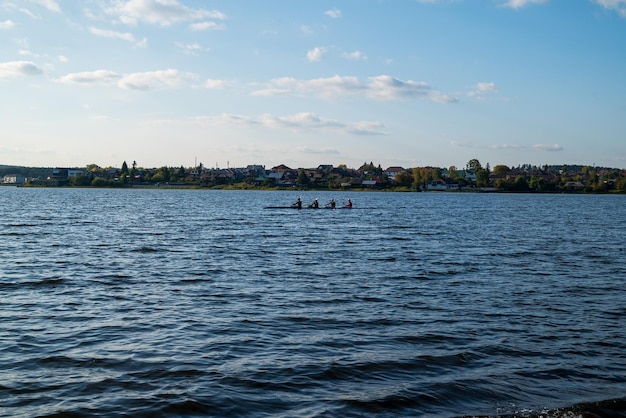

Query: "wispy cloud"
left=594, top=0, right=626, bottom=17
left=89, top=27, right=137, bottom=43
left=58, top=70, right=121, bottom=85
left=252, top=74, right=457, bottom=103
left=175, top=42, right=206, bottom=55
left=324, top=8, right=342, bottom=19
left=118, top=69, right=192, bottom=90
left=0, top=61, right=44, bottom=79
left=19, top=7, right=40, bottom=19
left=467, top=82, right=499, bottom=98
left=104, top=0, right=226, bottom=27
left=189, top=21, right=224, bottom=31
left=58, top=68, right=194, bottom=90
left=342, top=51, right=367, bottom=61
left=89, top=27, right=147, bottom=47
left=452, top=140, right=564, bottom=152
left=307, top=47, right=327, bottom=62
left=497, top=0, right=549, bottom=9
left=29, top=0, right=61, bottom=13
left=190, top=112, right=386, bottom=136
left=0, top=20, right=15, bottom=29
left=297, top=146, right=340, bottom=155
left=492, top=143, right=564, bottom=151
left=532, top=144, right=564, bottom=151
left=204, top=79, right=228, bottom=89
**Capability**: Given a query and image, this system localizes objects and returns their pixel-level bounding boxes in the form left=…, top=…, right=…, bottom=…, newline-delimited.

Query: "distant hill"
left=0, top=165, right=53, bottom=179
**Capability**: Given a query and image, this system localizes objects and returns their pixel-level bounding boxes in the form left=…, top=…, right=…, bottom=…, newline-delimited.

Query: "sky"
left=1, top=0, right=625, bottom=170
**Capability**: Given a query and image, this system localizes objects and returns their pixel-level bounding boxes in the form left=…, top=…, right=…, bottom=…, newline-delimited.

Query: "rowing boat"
left=263, top=206, right=353, bottom=210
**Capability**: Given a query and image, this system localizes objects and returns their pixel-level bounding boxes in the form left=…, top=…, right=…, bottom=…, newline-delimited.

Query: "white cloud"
left=105, top=0, right=226, bottom=26
left=301, top=25, right=313, bottom=35
left=252, top=74, right=457, bottom=103
left=118, top=69, right=190, bottom=90
left=0, top=20, right=15, bottom=29
left=498, top=0, right=549, bottom=9
left=297, top=146, right=340, bottom=154
left=17, top=8, right=40, bottom=19
left=324, top=8, right=342, bottom=19
left=204, top=79, right=227, bottom=89
left=307, top=47, right=327, bottom=62
left=594, top=0, right=626, bottom=17
left=367, top=75, right=435, bottom=100
left=452, top=140, right=564, bottom=152
left=57, top=68, right=193, bottom=90
left=58, top=70, right=121, bottom=85
left=89, top=27, right=137, bottom=43
left=467, top=82, right=498, bottom=97
left=57, top=55, right=68, bottom=63
left=491, top=143, right=563, bottom=151
left=175, top=42, right=205, bottom=55
left=190, top=21, right=224, bottom=31
left=0, top=61, right=44, bottom=79
left=192, top=112, right=386, bottom=136
left=342, top=51, right=367, bottom=61
left=532, top=144, right=564, bottom=151
left=29, top=0, right=61, bottom=13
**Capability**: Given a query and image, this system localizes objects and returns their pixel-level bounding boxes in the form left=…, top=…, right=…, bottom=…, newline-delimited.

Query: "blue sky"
left=1, top=0, right=625, bottom=170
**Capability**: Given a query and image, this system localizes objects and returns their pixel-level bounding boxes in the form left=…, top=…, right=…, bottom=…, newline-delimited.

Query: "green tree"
left=615, top=176, right=626, bottom=192
left=493, top=165, right=509, bottom=176
left=121, top=161, right=129, bottom=176
left=476, top=167, right=490, bottom=187
left=151, top=166, right=170, bottom=183
left=70, top=174, right=92, bottom=187
left=413, top=167, right=439, bottom=190
left=466, top=158, right=482, bottom=172
left=358, top=161, right=384, bottom=177
left=412, top=167, right=422, bottom=190
left=91, top=177, right=118, bottom=187
left=513, top=175, right=529, bottom=191
left=297, top=169, right=310, bottom=187
left=394, top=170, right=413, bottom=187
left=529, top=176, right=546, bottom=191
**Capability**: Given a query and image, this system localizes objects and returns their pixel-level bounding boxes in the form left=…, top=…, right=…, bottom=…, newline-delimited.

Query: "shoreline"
left=4, top=183, right=625, bottom=194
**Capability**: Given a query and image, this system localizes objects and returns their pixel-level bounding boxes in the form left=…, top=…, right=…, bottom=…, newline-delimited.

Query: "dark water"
left=1, top=187, right=625, bottom=417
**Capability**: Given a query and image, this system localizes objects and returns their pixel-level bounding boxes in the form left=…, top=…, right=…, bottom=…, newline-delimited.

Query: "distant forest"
left=2, top=161, right=625, bottom=193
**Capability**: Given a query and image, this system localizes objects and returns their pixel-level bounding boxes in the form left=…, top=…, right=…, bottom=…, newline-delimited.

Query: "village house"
left=2, top=174, right=26, bottom=185
left=426, top=179, right=461, bottom=191
left=384, top=166, right=405, bottom=181
left=266, top=164, right=297, bottom=186
left=50, top=168, right=85, bottom=180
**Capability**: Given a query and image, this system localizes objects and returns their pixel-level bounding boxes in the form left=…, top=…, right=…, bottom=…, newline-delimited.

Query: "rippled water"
left=1, top=187, right=625, bottom=417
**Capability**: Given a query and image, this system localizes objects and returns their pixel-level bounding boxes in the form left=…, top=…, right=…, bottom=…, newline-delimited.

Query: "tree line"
left=6, top=158, right=626, bottom=193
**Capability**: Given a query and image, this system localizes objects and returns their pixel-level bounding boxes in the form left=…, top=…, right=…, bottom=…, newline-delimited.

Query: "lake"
left=1, top=187, right=625, bottom=417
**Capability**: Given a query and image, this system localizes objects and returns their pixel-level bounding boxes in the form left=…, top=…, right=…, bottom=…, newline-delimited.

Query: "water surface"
left=1, top=188, right=625, bottom=417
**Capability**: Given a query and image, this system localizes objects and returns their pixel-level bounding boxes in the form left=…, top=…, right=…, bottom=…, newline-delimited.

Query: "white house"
left=2, top=174, right=26, bottom=184
left=384, top=166, right=405, bottom=181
